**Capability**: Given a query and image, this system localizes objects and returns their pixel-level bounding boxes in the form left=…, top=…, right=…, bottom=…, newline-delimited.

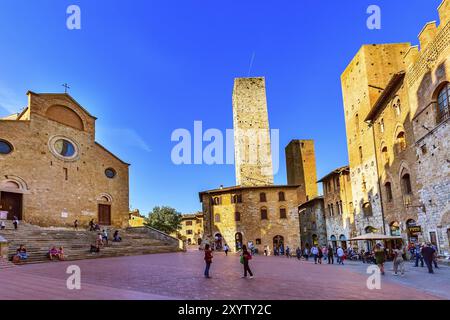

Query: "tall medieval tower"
left=232, top=77, right=274, bottom=186
left=285, top=139, right=318, bottom=201
left=341, top=43, right=410, bottom=235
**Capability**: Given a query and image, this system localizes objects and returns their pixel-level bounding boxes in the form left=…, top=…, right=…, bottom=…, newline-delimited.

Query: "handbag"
left=240, top=255, right=244, bottom=264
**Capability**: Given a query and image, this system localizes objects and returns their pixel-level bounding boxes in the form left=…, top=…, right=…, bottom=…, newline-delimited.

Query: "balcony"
left=437, top=105, right=450, bottom=124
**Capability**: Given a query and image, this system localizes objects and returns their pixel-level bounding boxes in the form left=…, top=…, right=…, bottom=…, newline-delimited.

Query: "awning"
left=349, top=233, right=403, bottom=241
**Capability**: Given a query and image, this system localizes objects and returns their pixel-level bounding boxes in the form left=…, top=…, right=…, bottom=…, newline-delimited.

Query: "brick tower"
left=285, top=139, right=318, bottom=201
left=232, top=77, right=274, bottom=186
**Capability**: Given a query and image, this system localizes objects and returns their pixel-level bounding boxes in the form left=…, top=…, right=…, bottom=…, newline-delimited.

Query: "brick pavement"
left=0, top=250, right=445, bottom=300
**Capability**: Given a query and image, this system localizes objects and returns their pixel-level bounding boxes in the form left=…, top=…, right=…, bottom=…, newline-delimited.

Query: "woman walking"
left=241, top=245, right=254, bottom=279
left=393, top=245, right=405, bottom=276
left=204, top=244, right=213, bottom=278
left=374, top=243, right=386, bottom=275
left=317, top=246, right=323, bottom=264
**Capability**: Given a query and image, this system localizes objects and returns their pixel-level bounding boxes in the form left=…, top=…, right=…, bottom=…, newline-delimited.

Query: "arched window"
left=214, top=214, right=220, bottom=223
left=359, top=146, right=363, bottom=164
left=401, top=173, right=412, bottom=195
left=279, top=207, right=287, bottom=219
left=437, top=83, right=450, bottom=123
left=396, top=131, right=407, bottom=153
left=330, top=204, right=334, bottom=216
left=393, top=99, right=401, bottom=116
left=213, top=197, right=221, bottom=205
left=278, top=191, right=285, bottom=201
left=260, top=208, right=268, bottom=220
left=381, top=146, right=389, bottom=166
left=390, top=221, right=401, bottom=236
left=362, top=202, right=372, bottom=217
left=232, top=194, right=242, bottom=204
left=380, top=119, right=385, bottom=133
left=385, top=182, right=393, bottom=202
left=234, top=212, right=241, bottom=222
left=260, top=192, right=267, bottom=202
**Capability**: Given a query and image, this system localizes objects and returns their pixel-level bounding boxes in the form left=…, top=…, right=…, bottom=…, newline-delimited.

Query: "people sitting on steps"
left=48, top=246, right=65, bottom=261
left=90, top=243, right=100, bottom=253
left=12, top=245, right=28, bottom=263
left=113, top=230, right=122, bottom=242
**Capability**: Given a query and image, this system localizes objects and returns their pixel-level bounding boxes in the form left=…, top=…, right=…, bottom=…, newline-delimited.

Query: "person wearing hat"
left=374, top=243, right=386, bottom=275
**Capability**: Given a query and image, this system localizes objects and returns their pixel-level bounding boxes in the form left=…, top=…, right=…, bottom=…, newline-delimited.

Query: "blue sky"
left=0, top=0, right=442, bottom=214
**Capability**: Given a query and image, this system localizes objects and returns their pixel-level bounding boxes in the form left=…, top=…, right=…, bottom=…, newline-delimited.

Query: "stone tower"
left=285, top=139, right=318, bottom=201
left=341, top=43, right=410, bottom=235
left=232, top=77, right=274, bottom=186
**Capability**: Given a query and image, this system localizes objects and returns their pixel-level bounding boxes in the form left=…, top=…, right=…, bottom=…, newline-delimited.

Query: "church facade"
left=0, top=91, right=130, bottom=228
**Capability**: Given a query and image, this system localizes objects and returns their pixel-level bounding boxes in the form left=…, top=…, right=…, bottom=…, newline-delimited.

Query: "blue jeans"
left=204, top=262, right=211, bottom=277
left=415, top=254, right=424, bottom=267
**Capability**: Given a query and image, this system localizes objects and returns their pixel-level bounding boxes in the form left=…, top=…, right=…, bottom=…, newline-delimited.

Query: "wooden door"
left=98, top=204, right=111, bottom=225
left=0, top=192, right=23, bottom=220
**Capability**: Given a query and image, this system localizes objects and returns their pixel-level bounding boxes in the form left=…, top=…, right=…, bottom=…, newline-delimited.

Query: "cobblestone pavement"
left=0, top=250, right=447, bottom=300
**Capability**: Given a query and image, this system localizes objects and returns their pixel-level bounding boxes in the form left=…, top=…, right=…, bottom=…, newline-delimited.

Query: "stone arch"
left=46, top=105, right=85, bottom=131
left=398, top=161, right=411, bottom=182
left=393, top=123, right=406, bottom=142
left=96, top=193, right=113, bottom=202
left=431, top=81, right=449, bottom=101
left=0, top=175, right=28, bottom=192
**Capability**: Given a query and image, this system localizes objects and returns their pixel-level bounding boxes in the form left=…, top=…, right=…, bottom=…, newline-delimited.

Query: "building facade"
left=200, top=185, right=301, bottom=252
left=319, top=166, right=355, bottom=249
left=406, top=0, right=450, bottom=254
left=177, top=213, right=204, bottom=246
left=341, top=43, right=411, bottom=239
left=364, top=72, right=421, bottom=245
left=0, top=92, right=130, bottom=228
left=298, top=197, right=327, bottom=249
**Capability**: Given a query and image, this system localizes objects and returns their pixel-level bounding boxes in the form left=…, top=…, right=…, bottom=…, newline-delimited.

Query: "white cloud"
left=98, top=126, right=152, bottom=153
left=0, top=84, right=23, bottom=115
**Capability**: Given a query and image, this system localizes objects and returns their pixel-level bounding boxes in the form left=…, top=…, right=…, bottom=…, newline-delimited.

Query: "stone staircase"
left=0, top=221, right=181, bottom=267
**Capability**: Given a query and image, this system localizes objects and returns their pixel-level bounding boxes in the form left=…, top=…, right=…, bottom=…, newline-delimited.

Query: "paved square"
left=0, top=250, right=448, bottom=300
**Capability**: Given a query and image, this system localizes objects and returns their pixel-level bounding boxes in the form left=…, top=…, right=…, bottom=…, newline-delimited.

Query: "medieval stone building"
left=298, top=196, right=327, bottom=249
left=200, top=77, right=317, bottom=252
left=319, top=166, right=355, bottom=250
left=177, top=212, right=204, bottom=246
left=0, top=92, right=130, bottom=228
left=406, top=0, right=450, bottom=254
left=340, top=0, right=450, bottom=254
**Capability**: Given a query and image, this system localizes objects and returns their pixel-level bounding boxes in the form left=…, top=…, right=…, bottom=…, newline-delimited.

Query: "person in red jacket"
left=204, top=244, right=213, bottom=278
left=241, top=245, right=254, bottom=278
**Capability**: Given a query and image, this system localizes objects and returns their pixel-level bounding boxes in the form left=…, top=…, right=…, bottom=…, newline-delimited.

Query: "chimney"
left=404, top=45, right=419, bottom=69
left=418, top=21, right=437, bottom=50
left=438, top=0, right=450, bottom=26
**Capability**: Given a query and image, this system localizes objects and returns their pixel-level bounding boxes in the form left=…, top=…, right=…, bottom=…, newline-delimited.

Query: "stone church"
left=199, top=78, right=318, bottom=253
left=0, top=91, right=130, bottom=228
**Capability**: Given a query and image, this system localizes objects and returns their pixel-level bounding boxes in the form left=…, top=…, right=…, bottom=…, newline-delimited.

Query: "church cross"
left=62, top=83, right=70, bottom=93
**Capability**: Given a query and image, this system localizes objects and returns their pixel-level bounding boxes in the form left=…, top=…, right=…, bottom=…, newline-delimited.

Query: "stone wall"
left=201, top=186, right=301, bottom=253
left=232, top=78, right=274, bottom=186
left=299, top=197, right=327, bottom=248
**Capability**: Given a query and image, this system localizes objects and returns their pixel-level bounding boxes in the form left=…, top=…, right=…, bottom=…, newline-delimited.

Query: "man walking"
left=327, top=245, right=334, bottom=264
left=311, top=245, right=319, bottom=264
left=422, top=243, right=436, bottom=274
left=337, top=246, right=345, bottom=265
left=414, top=243, right=424, bottom=267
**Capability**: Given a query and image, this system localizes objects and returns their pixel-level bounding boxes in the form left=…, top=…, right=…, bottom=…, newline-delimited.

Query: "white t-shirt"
left=337, top=248, right=344, bottom=257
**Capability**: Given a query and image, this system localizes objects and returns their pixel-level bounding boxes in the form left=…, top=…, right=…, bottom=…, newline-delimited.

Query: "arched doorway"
left=390, top=221, right=401, bottom=236
left=273, top=235, right=284, bottom=253
left=364, top=226, right=378, bottom=252
left=187, top=238, right=192, bottom=245
left=339, top=235, right=347, bottom=249
left=0, top=179, right=26, bottom=220
left=235, top=232, right=243, bottom=251
left=214, top=233, right=223, bottom=250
